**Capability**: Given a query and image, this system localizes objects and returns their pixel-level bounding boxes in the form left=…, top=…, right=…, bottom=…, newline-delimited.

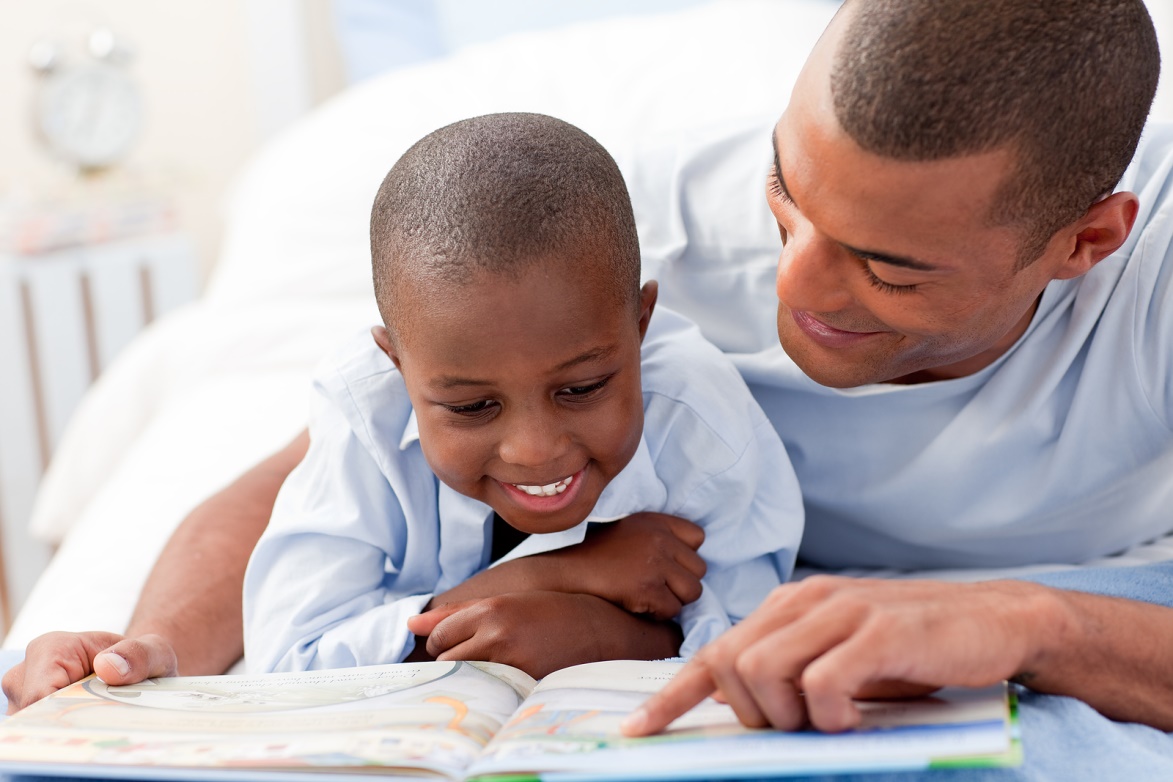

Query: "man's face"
left=385, top=261, right=654, bottom=535
left=768, top=20, right=1080, bottom=388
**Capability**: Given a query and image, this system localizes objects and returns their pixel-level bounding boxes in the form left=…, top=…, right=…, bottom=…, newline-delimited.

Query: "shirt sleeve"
left=674, top=416, right=805, bottom=657
left=639, top=311, right=805, bottom=658
left=242, top=373, right=437, bottom=674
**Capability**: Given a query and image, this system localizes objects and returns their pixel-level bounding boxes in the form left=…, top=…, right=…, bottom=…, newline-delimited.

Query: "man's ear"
left=637, top=280, right=659, bottom=342
left=371, top=325, right=402, bottom=370
left=1052, top=191, right=1139, bottom=281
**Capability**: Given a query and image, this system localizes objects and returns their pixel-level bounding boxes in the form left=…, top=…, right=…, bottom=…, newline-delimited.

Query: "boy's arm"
left=410, top=591, right=683, bottom=679
left=3, top=431, right=309, bottom=713
left=419, top=513, right=708, bottom=620
left=672, top=413, right=804, bottom=657
left=243, top=390, right=437, bottom=673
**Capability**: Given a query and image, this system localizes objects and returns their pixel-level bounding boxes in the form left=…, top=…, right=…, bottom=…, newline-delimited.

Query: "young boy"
left=242, top=112, right=803, bottom=677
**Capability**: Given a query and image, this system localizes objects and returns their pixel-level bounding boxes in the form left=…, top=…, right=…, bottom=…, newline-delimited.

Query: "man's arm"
left=621, top=576, right=1173, bottom=736
left=2, top=431, right=309, bottom=712
left=127, top=430, right=310, bottom=674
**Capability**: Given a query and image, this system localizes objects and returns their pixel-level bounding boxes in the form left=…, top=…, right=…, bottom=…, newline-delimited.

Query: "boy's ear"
left=1051, top=191, right=1139, bottom=281
left=637, top=280, right=659, bottom=342
left=371, top=325, right=402, bottom=370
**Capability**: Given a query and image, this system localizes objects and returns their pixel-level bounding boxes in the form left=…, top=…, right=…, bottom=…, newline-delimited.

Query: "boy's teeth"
left=512, top=474, right=575, bottom=497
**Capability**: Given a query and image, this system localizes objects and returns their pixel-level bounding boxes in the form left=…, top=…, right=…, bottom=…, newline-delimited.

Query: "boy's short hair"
left=831, top=0, right=1160, bottom=266
left=370, top=112, right=641, bottom=331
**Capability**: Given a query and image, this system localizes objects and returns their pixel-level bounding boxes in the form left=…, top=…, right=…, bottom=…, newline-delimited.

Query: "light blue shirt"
left=243, top=307, right=803, bottom=673
left=628, top=118, right=1173, bottom=571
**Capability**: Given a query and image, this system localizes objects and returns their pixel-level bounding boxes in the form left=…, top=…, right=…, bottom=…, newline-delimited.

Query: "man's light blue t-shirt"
left=631, top=119, right=1173, bottom=572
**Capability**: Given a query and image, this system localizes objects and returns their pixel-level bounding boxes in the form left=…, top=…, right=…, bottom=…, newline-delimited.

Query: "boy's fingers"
left=93, top=634, right=178, bottom=685
left=675, top=547, right=707, bottom=579
left=665, top=570, right=703, bottom=608
left=641, top=588, right=683, bottom=621
left=664, top=517, right=705, bottom=550
left=620, top=661, right=717, bottom=736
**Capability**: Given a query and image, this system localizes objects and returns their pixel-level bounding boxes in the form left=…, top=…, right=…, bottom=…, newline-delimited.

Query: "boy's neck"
left=491, top=512, right=531, bottom=562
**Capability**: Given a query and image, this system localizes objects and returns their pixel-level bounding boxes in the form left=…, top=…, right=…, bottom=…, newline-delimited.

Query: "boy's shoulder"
left=311, top=329, right=415, bottom=460
left=638, top=307, right=774, bottom=462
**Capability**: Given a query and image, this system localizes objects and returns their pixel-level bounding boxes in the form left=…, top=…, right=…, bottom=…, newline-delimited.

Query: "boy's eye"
left=558, top=378, right=609, bottom=400
left=441, top=400, right=496, bottom=417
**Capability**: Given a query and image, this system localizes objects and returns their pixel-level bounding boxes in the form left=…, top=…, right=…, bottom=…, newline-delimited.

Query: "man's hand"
left=543, top=513, right=706, bottom=619
left=621, top=576, right=1060, bottom=736
left=3, top=631, right=179, bottom=714
left=408, top=591, right=683, bottom=679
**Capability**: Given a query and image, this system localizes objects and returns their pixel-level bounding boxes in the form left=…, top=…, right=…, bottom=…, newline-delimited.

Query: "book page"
left=0, top=660, right=535, bottom=780
left=467, top=660, right=1014, bottom=779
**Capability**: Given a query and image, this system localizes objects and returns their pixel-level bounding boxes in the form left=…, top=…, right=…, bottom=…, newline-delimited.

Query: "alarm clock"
left=30, top=28, right=144, bottom=173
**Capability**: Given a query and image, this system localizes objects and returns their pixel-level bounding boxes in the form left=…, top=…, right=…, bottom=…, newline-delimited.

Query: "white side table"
left=0, top=232, right=198, bottom=626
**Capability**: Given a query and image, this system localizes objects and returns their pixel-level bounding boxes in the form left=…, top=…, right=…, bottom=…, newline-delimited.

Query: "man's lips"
left=791, top=309, right=884, bottom=348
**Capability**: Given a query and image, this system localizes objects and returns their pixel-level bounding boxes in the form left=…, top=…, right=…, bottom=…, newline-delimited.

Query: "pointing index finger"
left=620, top=661, right=716, bottom=737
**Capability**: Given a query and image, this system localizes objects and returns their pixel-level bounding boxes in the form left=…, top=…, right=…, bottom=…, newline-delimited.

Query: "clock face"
left=36, top=61, right=143, bottom=170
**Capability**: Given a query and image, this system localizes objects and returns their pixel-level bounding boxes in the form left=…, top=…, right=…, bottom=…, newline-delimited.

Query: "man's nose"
left=497, top=407, right=569, bottom=467
left=775, top=233, right=853, bottom=314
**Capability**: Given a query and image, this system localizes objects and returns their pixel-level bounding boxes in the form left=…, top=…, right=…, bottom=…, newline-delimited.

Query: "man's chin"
left=778, top=333, right=893, bottom=389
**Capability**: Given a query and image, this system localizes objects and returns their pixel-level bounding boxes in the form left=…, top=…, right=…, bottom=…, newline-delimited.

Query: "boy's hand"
left=2, top=631, right=178, bottom=714
left=408, top=591, right=682, bottom=679
left=545, top=513, right=706, bottom=620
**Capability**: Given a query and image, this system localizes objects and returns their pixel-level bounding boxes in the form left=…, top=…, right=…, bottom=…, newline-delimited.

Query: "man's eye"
left=768, top=166, right=795, bottom=207
left=862, top=264, right=918, bottom=295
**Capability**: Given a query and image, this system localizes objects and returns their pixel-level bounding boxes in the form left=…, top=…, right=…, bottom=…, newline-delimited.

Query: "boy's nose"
left=497, top=410, right=569, bottom=468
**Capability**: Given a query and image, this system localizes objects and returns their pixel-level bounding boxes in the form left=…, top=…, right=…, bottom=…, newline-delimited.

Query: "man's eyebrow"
left=844, top=245, right=939, bottom=272
left=771, top=130, right=938, bottom=273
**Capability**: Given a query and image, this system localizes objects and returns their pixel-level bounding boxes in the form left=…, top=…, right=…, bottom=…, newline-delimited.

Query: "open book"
left=0, top=659, right=1019, bottom=780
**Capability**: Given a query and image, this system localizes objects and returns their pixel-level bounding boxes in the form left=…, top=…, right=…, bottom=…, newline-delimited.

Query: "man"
left=6, top=0, right=1172, bottom=752
left=623, top=0, right=1173, bottom=737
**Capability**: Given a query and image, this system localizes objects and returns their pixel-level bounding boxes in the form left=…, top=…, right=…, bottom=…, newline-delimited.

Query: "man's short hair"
left=831, top=0, right=1160, bottom=265
left=370, top=112, right=640, bottom=329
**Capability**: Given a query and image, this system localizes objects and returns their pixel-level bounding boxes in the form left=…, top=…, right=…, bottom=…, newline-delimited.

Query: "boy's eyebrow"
left=769, top=131, right=939, bottom=273
left=555, top=345, right=616, bottom=372
left=434, top=376, right=493, bottom=389
left=432, top=346, right=617, bottom=389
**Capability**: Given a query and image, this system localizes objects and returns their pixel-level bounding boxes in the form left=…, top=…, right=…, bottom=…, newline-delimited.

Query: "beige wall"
left=2, top=0, right=1170, bottom=288
left=0, top=0, right=344, bottom=285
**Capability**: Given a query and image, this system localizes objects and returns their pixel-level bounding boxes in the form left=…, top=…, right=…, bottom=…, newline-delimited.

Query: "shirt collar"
left=399, top=410, right=421, bottom=451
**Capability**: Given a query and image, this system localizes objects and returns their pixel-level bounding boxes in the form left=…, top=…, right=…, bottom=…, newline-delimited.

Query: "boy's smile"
left=376, top=256, right=657, bottom=536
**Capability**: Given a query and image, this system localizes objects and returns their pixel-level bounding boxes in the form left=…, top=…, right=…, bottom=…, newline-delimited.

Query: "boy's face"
left=377, top=258, right=655, bottom=536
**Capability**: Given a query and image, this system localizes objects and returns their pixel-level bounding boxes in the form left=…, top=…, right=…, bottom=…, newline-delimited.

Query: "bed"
left=8, top=2, right=1173, bottom=778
